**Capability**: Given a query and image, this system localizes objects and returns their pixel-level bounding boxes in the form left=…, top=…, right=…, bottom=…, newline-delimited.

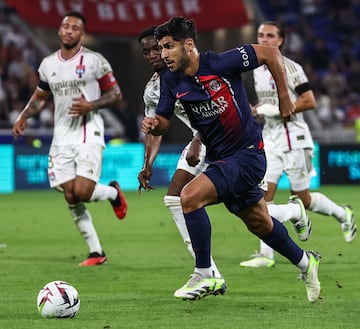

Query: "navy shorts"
left=204, top=148, right=266, bottom=214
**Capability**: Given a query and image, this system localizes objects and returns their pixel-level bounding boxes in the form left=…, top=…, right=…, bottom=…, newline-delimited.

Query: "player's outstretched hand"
left=279, top=98, right=295, bottom=121
left=12, top=115, right=27, bottom=138
left=186, top=133, right=202, bottom=167
left=141, top=117, right=159, bottom=134
left=137, top=168, right=155, bottom=193
left=186, top=143, right=201, bottom=167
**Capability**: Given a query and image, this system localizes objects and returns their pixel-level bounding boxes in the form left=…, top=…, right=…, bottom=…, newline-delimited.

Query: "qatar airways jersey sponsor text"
left=189, top=96, right=229, bottom=117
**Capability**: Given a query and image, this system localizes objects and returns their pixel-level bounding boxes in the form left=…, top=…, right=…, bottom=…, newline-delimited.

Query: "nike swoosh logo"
left=176, top=91, right=189, bottom=99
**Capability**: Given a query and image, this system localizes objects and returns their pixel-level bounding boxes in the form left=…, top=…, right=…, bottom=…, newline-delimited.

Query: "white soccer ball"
left=36, top=280, right=80, bottom=318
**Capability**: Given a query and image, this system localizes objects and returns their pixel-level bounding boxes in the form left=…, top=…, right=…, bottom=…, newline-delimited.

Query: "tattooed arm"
left=68, top=84, right=122, bottom=117
left=91, top=84, right=122, bottom=110
left=12, top=88, right=50, bottom=138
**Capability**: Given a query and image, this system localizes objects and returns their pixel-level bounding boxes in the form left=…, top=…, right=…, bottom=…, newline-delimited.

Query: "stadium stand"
left=256, top=0, right=359, bottom=143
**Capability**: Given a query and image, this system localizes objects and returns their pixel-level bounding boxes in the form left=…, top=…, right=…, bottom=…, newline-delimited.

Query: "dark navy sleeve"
left=156, top=70, right=176, bottom=119
left=214, top=44, right=259, bottom=73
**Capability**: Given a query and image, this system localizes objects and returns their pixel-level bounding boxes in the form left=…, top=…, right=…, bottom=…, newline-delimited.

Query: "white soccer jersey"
left=38, top=46, right=116, bottom=147
left=253, top=56, right=314, bottom=152
left=143, top=71, right=197, bottom=136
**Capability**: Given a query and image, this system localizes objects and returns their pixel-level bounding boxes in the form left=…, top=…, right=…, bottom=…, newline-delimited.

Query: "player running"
left=137, top=26, right=225, bottom=292
left=137, top=26, right=312, bottom=276
left=12, top=11, right=127, bottom=266
left=142, top=17, right=321, bottom=303
left=240, top=21, right=356, bottom=268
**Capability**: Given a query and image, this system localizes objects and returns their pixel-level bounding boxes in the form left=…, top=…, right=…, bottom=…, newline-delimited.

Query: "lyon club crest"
left=76, top=55, right=85, bottom=78
left=76, top=64, right=85, bottom=78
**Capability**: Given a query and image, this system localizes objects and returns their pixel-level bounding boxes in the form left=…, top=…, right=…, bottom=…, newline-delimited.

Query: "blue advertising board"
left=320, top=144, right=360, bottom=184
left=0, top=142, right=323, bottom=193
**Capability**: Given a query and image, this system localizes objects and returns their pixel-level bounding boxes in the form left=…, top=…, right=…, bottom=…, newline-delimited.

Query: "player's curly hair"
left=154, top=17, right=197, bottom=42
left=137, top=26, right=156, bottom=44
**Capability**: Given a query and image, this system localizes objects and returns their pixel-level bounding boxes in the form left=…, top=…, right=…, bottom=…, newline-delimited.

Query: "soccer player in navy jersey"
left=137, top=27, right=225, bottom=288
left=141, top=17, right=321, bottom=303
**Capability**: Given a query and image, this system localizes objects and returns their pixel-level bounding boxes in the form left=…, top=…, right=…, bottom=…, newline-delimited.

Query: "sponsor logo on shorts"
left=48, top=171, right=56, bottom=181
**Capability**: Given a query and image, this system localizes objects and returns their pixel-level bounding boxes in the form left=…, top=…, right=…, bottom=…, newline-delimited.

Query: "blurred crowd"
left=1, top=1, right=360, bottom=140
left=0, top=8, right=45, bottom=130
left=260, top=0, right=360, bottom=129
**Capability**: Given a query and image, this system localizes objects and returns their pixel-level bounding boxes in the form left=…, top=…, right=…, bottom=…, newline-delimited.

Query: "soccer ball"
left=36, top=280, right=80, bottom=318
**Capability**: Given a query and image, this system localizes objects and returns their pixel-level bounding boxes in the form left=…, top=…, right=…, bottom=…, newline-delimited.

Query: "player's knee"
left=180, top=193, right=189, bottom=209
left=73, top=186, right=92, bottom=202
left=179, top=191, right=198, bottom=212
left=64, top=190, right=77, bottom=204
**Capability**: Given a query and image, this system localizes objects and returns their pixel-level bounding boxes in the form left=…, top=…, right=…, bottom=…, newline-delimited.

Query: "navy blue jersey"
left=157, top=44, right=263, bottom=162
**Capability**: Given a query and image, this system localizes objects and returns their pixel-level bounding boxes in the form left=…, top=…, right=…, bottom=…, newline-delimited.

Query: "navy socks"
left=184, top=208, right=211, bottom=268
left=262, top=217, right=304, bottom=265
left=185, top=209, right=303, bottom=268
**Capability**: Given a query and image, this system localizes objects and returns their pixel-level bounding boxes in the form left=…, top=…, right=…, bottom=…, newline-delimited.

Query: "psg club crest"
left=209, top=79, right=221, bottom=92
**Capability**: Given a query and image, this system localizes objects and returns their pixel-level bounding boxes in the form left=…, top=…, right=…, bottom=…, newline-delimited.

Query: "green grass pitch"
left=1, top=186, right=359, bottom=329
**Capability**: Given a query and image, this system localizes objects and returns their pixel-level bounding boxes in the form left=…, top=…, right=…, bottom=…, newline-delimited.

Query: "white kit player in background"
left=240, top=21, right=356, bottom=269
left=137, top=27, right=224, bottom=284
left=12, top=11, right=127, bottom=266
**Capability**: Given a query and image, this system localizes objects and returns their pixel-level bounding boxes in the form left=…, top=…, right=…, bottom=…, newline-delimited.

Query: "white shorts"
left=264, top=148, right=314, bottom=191
left=176, top=141, right=208, bottom=176
left=48, top=143, right=104, bottom=188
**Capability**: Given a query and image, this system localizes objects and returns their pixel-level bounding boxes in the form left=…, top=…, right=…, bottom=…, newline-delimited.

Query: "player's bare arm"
left=186, top=132, right=202, bottom=167
left=251, top=44, right=295, bottom=118
left=12, top=88, right=49, bottom=137
left=294, top=90, right=316, bottom=113
left=141, top=114, right=169, bottom=136
left=69, top=84, right=122, bottom=117
left=255, top=88, right=315, bottom=117
left=137, top=133, right=162, bottom=193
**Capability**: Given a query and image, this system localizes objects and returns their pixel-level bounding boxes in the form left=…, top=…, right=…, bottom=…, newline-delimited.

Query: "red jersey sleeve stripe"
left=98, top=72, right=117, bottom=92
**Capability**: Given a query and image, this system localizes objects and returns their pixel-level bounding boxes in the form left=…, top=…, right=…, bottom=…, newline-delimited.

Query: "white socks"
left=296, top=251, right=309, bottom=273
left=259, top=202, right=303, bottom=259
left=164, top=195, right=222, bottom=278
left=259, top=239, right=274, bottom=259
left=164, top=195, right=194, bottom=256
left=267, top=203, right=301, bottom=224
left=309, top=192, right=346, bottom=223
left=67, top=183, right=117, bottom=256
left=195, top=267, right=216, bottom=278
left=68, top=202, right=102, bottom=254
left=90, top=183, right=117, bottom=202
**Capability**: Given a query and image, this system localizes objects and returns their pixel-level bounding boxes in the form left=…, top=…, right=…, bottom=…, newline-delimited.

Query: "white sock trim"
left=164, top=195, right=181, bottom=207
